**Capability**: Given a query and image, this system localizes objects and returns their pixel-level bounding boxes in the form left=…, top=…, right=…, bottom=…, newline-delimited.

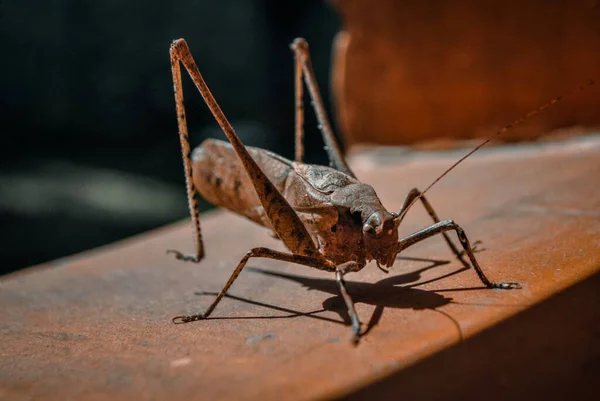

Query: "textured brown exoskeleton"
left=168, top=37, right=593, bottom=343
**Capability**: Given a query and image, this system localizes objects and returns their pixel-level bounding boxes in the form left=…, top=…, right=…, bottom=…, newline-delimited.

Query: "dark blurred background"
left=0, top=0, right=341, bottom=274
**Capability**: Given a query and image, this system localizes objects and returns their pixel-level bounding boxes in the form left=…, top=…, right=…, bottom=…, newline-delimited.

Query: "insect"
left=167, top=37, right=593, bottom=343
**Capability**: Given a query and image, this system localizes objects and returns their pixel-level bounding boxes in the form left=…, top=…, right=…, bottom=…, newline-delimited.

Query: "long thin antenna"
left=397, top=79, right=595, bottom=222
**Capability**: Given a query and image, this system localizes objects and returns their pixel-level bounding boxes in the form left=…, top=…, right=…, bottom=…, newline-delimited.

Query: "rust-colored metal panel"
left=340, top=270, right=600, bottom=401
left=331, top=0, right=600, bottom=145
left=1, top=135, right=600, bottom=400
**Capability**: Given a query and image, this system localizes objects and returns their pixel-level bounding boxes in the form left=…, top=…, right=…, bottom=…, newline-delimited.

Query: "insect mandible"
left=167, top=37, right=593, bottom=343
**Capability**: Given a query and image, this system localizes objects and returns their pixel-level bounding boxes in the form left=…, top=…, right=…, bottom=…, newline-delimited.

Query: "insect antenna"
left=396, top=79, right=595, bottom=224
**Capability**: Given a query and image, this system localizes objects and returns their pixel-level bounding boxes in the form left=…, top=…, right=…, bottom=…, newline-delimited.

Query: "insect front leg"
left=172, top=247, right=335, bottom=323
left=396, top=188, right=483, bottom=267
left=397, top=220, right=521, bottom=290
left=335, top=263, right=363, bottom=344
left=290, top=38, right=355, bottom=178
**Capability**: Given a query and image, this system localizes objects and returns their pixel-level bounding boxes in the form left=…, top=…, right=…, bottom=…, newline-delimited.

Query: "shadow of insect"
left=196, top=256, right=473, bottom=339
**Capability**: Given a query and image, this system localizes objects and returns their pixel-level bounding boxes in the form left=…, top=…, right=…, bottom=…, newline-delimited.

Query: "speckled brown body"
left=170, top=37, right=521, bottom=339
left=192, top=139, right=398, bottom=268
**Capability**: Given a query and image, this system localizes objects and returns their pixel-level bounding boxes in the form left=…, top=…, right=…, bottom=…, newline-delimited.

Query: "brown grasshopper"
left=168, top=37, right=592, bottom=343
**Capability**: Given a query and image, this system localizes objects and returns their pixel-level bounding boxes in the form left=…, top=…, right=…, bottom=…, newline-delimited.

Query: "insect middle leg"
left=396, top=188, right=483, bottom=266
left=397, top=220, right=521, bottom=289
left=173, top=247, right=365, bottom=342
left=172, top=247, right=335, bottom=323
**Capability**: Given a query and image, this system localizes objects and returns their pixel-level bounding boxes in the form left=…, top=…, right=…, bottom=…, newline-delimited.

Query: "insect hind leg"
left=170, top=38, right=319, bottom=259
left=167, top=40, right=205, bottom=263
left=290, top=38, right=355, bottom=178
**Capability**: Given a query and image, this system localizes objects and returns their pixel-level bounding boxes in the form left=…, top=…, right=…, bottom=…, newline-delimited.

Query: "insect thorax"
left=193, top=139, right=398, bottom=268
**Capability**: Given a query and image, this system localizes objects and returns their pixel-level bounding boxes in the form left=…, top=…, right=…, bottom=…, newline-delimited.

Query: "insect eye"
left=363, top=223, right=376, bottom=234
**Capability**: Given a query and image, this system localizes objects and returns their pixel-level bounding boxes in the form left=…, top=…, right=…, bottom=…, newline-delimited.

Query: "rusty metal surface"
left=331, top=0, right=600, bottom=145
left=1, top=135, right=600, bottom=400
left=340, top=270, right=600, bottom=401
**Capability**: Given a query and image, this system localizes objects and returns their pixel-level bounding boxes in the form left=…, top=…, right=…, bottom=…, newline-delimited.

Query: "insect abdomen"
left=192, top=139, right=292, bottom=227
